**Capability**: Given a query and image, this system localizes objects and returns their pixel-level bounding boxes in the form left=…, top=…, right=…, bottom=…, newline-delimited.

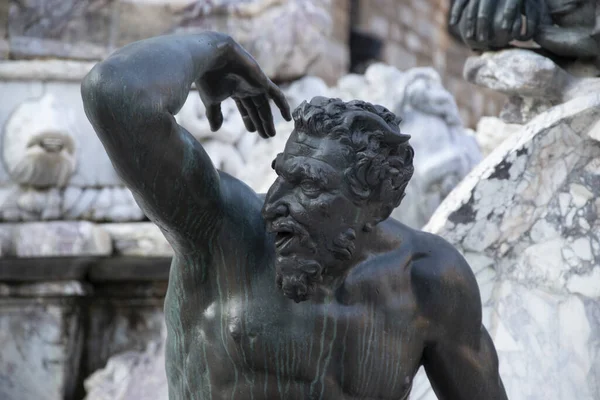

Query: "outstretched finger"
left=476, top=0, right=495, bottom=42
left=205, top=103, right=223, bottom=132
left=501, top=0, right=522, bottom=30
left=241, top=98, right=268, bottom=139
left=465, top=0, right=480, bottom=40
left=252, top=94, right=276, bottom=138
left=234, top=98, right=256, bottom=133
left=268, top=82, right=292, bottom=121
left=511, top=12, right=523, bottom=39
left=518, top=0, right=538, bottom=41
left=450, top=0, right=469, bottom=25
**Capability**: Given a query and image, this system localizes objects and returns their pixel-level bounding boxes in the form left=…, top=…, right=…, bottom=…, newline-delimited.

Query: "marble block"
left=0, top=221, right=112, bottom=257
left=410, top=93, right=600, bottom=400
left=0, top=282, right=88, bottom=400
left=84, top=325, right=168, bottom=400
left=465, top=49, right=600, bottom=124
left=0, top=278, right=167, bottom=400
left=84, top=294, right=166, bottom=389
left=100, top=223, right=173, bottom=257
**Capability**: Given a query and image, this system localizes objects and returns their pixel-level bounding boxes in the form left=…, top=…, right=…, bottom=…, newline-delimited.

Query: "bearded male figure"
left=81, top=33, right=508, bottom=400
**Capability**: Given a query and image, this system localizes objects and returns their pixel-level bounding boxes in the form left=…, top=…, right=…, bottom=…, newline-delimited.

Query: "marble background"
left=411, top=51, right=600, bottom=400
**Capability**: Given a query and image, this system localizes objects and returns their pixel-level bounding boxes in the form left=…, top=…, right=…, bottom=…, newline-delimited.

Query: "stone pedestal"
left=84, top=281, right=167, bottom=387
left=465, top=49, right=600, bottom=152
left=0, top=221, right=171, bottom=400
left=0, top=282, right=87, bottom=400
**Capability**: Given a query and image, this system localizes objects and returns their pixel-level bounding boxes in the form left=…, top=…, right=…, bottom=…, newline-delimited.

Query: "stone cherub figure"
left=81, top=33, right=508, bottom=400
left=449, top=0, right=599, bottom=64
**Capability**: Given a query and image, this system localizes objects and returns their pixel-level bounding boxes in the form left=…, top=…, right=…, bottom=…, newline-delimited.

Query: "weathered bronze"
left=449, top=0, right=599, bottom=61
left=81, top=33, right=508, bottom=400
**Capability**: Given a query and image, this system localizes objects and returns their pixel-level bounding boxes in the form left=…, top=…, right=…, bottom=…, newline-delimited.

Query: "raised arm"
left=412, top=241, right=508, bottom=400
left=81, top=33, right=290, bottom=248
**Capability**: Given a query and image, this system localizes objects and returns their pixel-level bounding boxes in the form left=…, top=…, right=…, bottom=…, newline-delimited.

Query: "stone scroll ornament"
left=81, top=32, right=508, bottom=400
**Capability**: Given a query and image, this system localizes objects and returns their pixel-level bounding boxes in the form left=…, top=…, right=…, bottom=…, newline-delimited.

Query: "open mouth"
left=275, top=230, right=294, bottom=249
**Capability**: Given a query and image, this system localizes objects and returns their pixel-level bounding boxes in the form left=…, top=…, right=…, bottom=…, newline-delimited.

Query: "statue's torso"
left=163, top=230, right=426, bottom=400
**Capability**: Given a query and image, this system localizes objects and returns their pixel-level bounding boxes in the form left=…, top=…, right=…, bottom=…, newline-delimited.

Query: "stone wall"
left=354, top=0, right=506, bottom=128
left=3, top=0, right=506, bottom=128
left=4, top=0, right=350, bottom=84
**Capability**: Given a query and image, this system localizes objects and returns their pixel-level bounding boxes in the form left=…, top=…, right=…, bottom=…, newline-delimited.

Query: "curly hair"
left=292, top=97, right=414, bottom=219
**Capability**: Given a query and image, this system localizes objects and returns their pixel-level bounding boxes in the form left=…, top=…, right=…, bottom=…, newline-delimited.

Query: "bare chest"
left=183, top=286, right=424, bottom=400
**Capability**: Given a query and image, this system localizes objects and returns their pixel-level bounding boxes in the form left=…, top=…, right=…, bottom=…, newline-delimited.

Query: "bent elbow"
left=81, top=62, right=152, bottom=135
left=81, top=61, right=136, bottom=110
left=81, top=63, right=121, bottom=123
left=82, top=65, right=146, bottom=155
left=82, top=63, right=111, bottom=105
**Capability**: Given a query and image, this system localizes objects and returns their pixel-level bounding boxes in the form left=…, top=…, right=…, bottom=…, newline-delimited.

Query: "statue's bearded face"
left=261, top=130, right=365, bottom=303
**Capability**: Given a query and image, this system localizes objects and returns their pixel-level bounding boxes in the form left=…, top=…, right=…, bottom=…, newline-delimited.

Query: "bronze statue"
left=81, top=33, right=508, bottom=399
left=449, top=0, right=599, bottom=61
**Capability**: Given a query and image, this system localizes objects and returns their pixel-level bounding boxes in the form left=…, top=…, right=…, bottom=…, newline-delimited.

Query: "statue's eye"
left=300, top=180, right=319, bottom=194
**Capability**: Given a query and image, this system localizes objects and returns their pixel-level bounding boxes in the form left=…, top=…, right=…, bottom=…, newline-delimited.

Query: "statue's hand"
left=195, top=36, right=292, bottom=138
left=449, top=0, right=540, bottom=49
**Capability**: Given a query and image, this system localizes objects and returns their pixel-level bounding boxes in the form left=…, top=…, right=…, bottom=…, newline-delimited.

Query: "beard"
left=276, top=256, right=322, bottom=303
left=275, top=226, right=357, bottom=303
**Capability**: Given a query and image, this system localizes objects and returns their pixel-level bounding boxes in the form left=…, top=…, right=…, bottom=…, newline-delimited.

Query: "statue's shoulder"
left=381, top=219, right=466, bottom=269
left=408, top=228, right=465, bottom=267
left=407, top=228, right=483, bottom=333
left=342, top=221, right=480, bottom=324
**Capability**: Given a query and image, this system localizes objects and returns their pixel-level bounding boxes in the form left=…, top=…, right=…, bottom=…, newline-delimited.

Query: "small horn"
left=342, top=111, right=411, bottom=144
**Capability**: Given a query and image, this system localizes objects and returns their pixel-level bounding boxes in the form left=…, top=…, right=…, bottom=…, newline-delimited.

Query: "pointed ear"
left=376, top=203, right=395, bottom=222
left=362, top=203, right=394, bottom=231
left=368, top=182, right=407, bottom=226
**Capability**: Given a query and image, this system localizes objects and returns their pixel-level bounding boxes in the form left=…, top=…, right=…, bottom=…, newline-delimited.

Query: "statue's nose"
left=262, top=202, right=288, bottom=220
